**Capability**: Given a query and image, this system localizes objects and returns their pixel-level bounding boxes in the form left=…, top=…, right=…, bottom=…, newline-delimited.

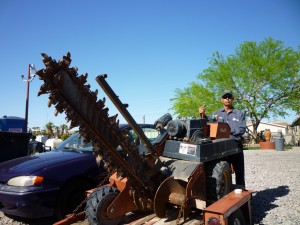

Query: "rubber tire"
left=205, top=160, right=232, bottom=202
left=228, top=208, right=246, bottom=225
left=55, top=180, right=93, bottom=220
left=85, top=186, right=122, bottom=225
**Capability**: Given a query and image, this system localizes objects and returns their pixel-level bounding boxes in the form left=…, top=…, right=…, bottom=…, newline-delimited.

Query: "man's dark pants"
left=229, top=142, right=245, bottom=187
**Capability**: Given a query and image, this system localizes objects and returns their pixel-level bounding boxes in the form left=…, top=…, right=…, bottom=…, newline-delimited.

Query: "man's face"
left=221, top=94, right=233, bottom=107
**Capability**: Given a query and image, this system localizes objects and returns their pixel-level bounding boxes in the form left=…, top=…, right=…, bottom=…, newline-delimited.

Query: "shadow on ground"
left=251, top=185, right=289, bottom=224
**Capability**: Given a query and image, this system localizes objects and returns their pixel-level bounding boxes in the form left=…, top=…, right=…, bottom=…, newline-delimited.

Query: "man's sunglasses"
left=222, top=95, right=233, bottom=99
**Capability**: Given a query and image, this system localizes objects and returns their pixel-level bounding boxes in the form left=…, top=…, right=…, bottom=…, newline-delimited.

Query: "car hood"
left=0, top=151, right=94, bottom=182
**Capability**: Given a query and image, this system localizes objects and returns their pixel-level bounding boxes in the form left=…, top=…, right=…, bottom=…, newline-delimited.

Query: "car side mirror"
left=44, top=146, right=51, bottom=152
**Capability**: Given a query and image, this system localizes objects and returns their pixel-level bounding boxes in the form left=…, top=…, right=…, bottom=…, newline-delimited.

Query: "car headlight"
left=7, top=176, right=44, bottom=187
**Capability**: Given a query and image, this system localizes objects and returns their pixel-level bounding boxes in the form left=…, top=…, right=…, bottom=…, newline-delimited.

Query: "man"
left=199, top=90, right=246, bottom=188
left=28, top=135, right=39, bottom=154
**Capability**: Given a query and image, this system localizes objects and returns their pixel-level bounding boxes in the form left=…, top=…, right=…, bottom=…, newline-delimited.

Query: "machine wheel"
left=206, top=160, right=232, bottom=202
left=85, top=186, right=122, bottom=225
left=228, top=209, right=246, bottom=225
left=55, top=179, right=93, bottom=219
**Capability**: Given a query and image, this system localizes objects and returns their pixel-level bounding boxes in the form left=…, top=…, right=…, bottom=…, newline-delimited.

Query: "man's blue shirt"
left=212, top=107, right=246, bottom=142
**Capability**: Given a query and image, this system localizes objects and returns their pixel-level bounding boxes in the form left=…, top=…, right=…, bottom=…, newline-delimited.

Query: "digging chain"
left=36, top=52, right=153, bottom=205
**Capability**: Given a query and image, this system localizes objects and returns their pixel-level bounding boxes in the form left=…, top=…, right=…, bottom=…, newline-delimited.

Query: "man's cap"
left=221, top=90, right=233, bottom=97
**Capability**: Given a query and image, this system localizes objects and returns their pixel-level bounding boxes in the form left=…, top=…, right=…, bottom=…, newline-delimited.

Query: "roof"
left=270, top=120, right=288, bottom=126
left=290, top=116, right=300, bottom=127
left=246, top=121, right=287, bottom=129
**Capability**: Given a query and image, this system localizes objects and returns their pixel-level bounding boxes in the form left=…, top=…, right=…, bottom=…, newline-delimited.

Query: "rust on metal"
left=203, top=190, right=252, bottom=224
left=207, top=122, right=231, bottom=139
left=52, top=212, right=85, bottom=225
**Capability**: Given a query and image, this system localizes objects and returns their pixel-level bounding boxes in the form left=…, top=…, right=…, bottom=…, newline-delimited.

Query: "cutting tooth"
left=68, top=67, right=78, bottom=79
left=38, top=83, right=50, bottom=96
left=41, top=53, right=51, bottom=63
left=48, top=95, right=58, bottom=107
left=101, top=107, right=109, bottom=116
left=54, top=102, right=66, bottom=115
left=58, top=52, right=72, bottom=69
left=84, top=84, right=91, bottom=89
left=96, top=98, right=105, bottom=109
left=93, top=89, right=98, bottom=97
left=36, top=69, right=46, bottom=79
left=69, top=122, right=77, bottom=130
left=77, top=73, right=88, bottom=85
left=41, top=53, right=57, bottom=70
left=90, top=89, right=98, bottom=102
left=109, top=114, right=118, bottom=125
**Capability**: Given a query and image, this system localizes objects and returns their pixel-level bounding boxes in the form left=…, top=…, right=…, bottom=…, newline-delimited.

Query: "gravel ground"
left=1, top=147, right=299, bottom=225
left=244, top=147, right=300, bottom=225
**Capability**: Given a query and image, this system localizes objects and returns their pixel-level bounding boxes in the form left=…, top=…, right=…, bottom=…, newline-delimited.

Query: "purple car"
left=0, top=124, right=158, bottom=219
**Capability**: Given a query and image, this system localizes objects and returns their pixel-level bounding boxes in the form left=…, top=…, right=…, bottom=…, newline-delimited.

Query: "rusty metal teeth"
left=77, top=73, right=88, bottom=85
left=54, top=109, right=62, bottom=117
left=65, top=107, right=75, bottom=115
left=47, top=99, right=54, bottom=108
left=67, top=67, right=78, bottom=79
left=54, top=101, right=67, bottom=114
left=89, top=89, right=98, bottom=102
left=58, top=52, right=72, bottom=69
left=101, top=107, right=109, bottom=117
left=48, top=95, right=59, bottom=107
left=65, top=116, right=71, bottom=123
left=79, top=126, right=91, bottom=134
left=96, top=98, right=105, bottom=109
left=36, top=69, right=46, bottom=79
left=41, top=53, right=58, bottom=72
left=84, top=84, right=91, bottom=90
left=69, top=120, right=79, bottom=130
left=108, top=114, right=118, bottom=125
left=38, top=83, right=51, bottom=96
left=41, top=53, right=52, bottom=64
left=65, top=106, right=74, bottom=114
left=65, top=113, right=76, bottom=123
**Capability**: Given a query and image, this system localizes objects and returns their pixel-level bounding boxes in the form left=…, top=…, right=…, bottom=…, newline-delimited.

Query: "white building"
left=247, top=120, right=288, bottom=136
left=246, top=120, right=300, bottom=145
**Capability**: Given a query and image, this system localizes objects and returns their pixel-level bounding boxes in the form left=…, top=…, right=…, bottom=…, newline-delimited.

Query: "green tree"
left=60, top=124, right=68, bottom=135
left=44, top=122, right=69, bottom=139
left=171, top=38, right=300, bottom=142
left=45, top=122, right=55, bottom=138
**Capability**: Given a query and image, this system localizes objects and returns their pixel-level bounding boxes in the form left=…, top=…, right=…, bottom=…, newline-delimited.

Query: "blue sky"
left=1, top=0, right=299, bottom=129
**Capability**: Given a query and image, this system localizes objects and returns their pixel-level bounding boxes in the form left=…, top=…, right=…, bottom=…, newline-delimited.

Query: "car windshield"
left=54, top=133, right=93, bottom=152
left=53, top=124, right=160, bottom=153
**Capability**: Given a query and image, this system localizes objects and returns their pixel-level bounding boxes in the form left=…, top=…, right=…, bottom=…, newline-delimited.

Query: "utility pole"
left=22, top=64, right=36, bottom=133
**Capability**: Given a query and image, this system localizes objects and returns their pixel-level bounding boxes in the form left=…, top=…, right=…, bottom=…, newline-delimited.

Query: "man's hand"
left=199, top=104, right=206, bottom=114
